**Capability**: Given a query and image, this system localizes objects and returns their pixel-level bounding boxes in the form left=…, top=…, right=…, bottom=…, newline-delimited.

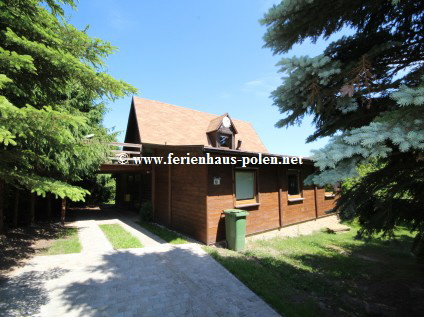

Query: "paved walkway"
left=0, top=209, right=280, bottom=317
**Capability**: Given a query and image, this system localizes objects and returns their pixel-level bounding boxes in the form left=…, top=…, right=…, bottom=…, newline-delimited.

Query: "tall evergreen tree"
left=0, top=0, right=136, bottom=230
left=262, top=0, right=424, bottom=251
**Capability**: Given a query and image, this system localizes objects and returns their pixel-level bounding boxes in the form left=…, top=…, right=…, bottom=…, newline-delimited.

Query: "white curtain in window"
left=236, top=171, right=255, bottom=200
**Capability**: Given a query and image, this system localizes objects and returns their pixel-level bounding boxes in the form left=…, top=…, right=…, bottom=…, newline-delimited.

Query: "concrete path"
left=0, top=209, right=280, bottom=317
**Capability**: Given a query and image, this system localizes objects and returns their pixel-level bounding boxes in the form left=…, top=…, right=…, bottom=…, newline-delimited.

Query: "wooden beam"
left=98, top=164, right=150, bottom=174
left=111, top=150, right=141, bottom=155
left=110, top=142, right=142, bottom=149
left=109, top=157, right=142, bottom=162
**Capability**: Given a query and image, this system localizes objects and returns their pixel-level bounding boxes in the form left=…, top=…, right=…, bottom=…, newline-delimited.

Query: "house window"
left=324, top=183, right=338, bottom=198
left=287, top=170, right=301, bottom=197
left=218, top=133, right=232, bottom=148
left=235, top=169, right=257, bottom=205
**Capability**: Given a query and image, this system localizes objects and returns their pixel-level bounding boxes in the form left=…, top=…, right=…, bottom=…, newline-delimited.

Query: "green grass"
left=204, top=224, right=423, bottom=317
left=40, top=227, right=81, bottom=255
left=138, top=221, right=188, bottom=244
left=99, top=224, right=143, bottom=249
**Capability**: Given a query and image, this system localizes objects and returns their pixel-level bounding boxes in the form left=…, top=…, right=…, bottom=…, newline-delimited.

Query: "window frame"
left=287, top=169, right=303, bottom=202
left=324, top=183, right=339, bottom=198
left=217, top=132, right=233, bottom=149
left=234, top=168, right=259, bottom=207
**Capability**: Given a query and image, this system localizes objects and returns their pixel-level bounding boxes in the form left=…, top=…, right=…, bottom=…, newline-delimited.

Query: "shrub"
left=139, top=201, right=153, bottom=222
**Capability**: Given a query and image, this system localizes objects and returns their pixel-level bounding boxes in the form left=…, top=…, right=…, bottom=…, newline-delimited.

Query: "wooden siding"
left=171, top=162, right=207, bottom=242
left=207, top=163, right=281, bottom=244
left=206, top=164, right=233, bottom=244
left=245, top=165, right=280, bottom=235
left=315, top=188, right=338, bottom=217
left=150, top=149, right=337, bottom=245
left=153, top=149, right=208, bottom=243
left=154, top=163, right=170, bottom=226
left=280, top=164, right=317, bottom=226
left=206, top=162, right=337, bottom=244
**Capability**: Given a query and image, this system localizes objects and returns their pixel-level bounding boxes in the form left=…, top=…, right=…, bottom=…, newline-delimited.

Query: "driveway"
left=0, top=209, right=280, bottom=317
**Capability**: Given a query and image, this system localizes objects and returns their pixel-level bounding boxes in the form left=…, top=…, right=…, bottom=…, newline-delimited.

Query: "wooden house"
left=115, top=97, right=337, bottom=244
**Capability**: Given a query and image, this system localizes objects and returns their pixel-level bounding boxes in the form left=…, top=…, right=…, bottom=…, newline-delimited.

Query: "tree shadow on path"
left=59, top=247, right=277, bottom=317
left=0, top=267, right=69, bottom=317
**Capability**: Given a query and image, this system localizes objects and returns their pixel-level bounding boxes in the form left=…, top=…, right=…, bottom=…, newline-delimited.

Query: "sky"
left=64, top=0, right=349, bottom=157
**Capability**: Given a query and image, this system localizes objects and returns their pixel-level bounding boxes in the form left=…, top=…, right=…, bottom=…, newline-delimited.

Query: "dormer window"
left=222, top=116, right=231, bottom=129
left=206, top=113, right=238, bottom=149
left=218, top=133, right=232, bottom=148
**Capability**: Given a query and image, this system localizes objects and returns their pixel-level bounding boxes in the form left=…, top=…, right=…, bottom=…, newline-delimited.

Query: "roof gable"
left=206, top=113, right=238, bottom=134
left=128, top=97, right=268, bottom=153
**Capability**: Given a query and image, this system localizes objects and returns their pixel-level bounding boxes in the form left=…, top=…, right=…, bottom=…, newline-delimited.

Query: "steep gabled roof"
left=206, top=113, right=227, bottom=133
left=126, top=97, right=268, bottom=153
left=206, top=113, right=238, bottom=134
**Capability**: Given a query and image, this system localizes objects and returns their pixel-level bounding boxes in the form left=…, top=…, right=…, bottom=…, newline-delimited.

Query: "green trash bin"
left=224, top=209, right=249, bottom=251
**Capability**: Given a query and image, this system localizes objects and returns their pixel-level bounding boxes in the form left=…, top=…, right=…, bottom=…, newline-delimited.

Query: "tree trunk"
left=412, top=233, right=424, bottom=263
left=29, top=193, right=35, bottom=226
left=60, top=198, right=66, bottom=226
left=46, top=193, right=52, bottom=220
left=13, top=190, right=19, bottom=227
left=0, top=179, right=5, bottom=234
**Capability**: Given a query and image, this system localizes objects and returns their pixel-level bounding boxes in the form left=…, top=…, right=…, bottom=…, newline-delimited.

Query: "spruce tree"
left=262, top=0, right=424, bottom=252
left=0, top=0, right=136, bottom=230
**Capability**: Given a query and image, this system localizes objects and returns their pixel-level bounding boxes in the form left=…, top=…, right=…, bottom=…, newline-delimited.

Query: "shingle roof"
left=206, top=113, right=227, bottom=133
left=131, top=97, right=268, bottom=153
left=206, top=113, right=239, bottom=134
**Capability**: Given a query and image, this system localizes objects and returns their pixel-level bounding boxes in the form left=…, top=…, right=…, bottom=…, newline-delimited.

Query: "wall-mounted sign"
left=213, top=177, right=221, bottom=185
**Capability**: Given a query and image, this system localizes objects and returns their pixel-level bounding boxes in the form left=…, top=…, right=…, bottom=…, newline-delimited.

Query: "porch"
left=99, top=142, right=152, bottom=211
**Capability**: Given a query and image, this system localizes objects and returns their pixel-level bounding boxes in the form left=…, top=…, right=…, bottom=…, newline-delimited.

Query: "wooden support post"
left=61, top=198, right=66, bottom=226
left=314, top=186, right=319, bottom=219
left=13, top=190, right=19, bottom=227
left=231, top=164, right=235, bottom=206
left=0, top=179, right=4, bottom=234
left=29, top=193, right=35, bottom=226
left=46, top=193, right=52, bottom=220
left=277, top=166, right=283, bottom=228
left=151, top=162, right=156, bottom=222
left=168, top=164, right=172, bottom=228
left=205, top=165, right=209, bottom=245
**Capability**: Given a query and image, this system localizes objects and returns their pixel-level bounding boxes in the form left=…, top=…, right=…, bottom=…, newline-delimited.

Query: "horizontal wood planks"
left=315, top=188, right=338, bottom=217
left=154, top=163, right=170, bottom=226
left=150, top=148, right=337, bottom=244
left=206, top=162, right=337, bottom=244
left=153, top=149, right=208, bottom=243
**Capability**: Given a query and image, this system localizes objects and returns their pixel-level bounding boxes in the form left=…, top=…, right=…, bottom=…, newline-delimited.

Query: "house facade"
left=115, top=97, right=337, bottom=244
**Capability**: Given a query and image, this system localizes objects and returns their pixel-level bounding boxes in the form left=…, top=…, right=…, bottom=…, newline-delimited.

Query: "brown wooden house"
left=115, top=97, right=337, bottom=244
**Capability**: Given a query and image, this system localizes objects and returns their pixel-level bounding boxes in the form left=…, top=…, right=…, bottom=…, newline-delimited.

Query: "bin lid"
left=224, top=209, right=249, bottom=217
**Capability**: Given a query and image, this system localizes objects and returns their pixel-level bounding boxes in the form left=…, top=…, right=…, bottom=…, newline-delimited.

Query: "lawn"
left=99, top=224, right=143, bottom=249
left=39, top=227, right=81, bottom=255
left=138, top=222, right=188, bottom=244
left=204, top=224, right=424, bottom=317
